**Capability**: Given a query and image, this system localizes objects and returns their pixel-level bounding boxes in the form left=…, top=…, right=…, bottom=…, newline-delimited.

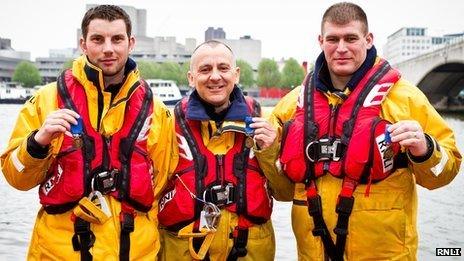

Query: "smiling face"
left=319, top=20, right=373, bottom=79
left=80, top=18, right=134, bottom=78
left=188, top=44, right=240, bottom=112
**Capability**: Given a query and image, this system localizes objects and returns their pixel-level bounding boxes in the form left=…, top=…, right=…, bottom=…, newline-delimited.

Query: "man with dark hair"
left=157, top=40, right=290, bottom=260
left=272, top=2, right=461, bottom=260
left=1, top=5, right=176, bottom=260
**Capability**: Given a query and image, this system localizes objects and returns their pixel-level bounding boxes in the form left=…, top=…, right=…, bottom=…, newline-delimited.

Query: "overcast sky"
left=1, top=0, right=463, bottom=63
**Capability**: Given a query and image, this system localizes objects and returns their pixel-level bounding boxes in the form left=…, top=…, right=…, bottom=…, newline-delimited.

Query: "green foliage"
left=137, top=60, right=161, bottom=79
left=236, top=59, right=254, bottom=88
left=178, top=62, right=190, bottom=87
left=62, top=59, right=74, bottom=70
left=257, top=58, right=280, bottom=88
left=280, top=58, right=305, bottom=89
left=159, top=62, right=182, bottom=83
left=12, top=61, right=42, bottom=87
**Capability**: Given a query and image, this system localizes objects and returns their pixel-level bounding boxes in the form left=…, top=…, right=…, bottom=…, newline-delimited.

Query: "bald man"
left=157, top=40, right=291, bottom=261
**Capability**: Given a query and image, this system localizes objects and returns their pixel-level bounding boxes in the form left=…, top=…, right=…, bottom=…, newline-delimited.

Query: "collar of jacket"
left=186, top=85, right=250, bottom=121
left=71, top=55, right=138, bottom=92
left=313, top=46, right=377, bottom=92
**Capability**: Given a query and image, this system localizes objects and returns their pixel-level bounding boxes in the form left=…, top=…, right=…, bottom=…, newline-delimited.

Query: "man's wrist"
left=408, top=133, right=434, bottom=163
left=27, top=130, right=49, bottom=159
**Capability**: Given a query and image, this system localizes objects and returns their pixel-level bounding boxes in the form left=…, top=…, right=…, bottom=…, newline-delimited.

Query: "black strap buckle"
left=91, top=169, right=118, bottom=194
left=72, top=218, right=95, bottom=251
left=204, top=183, right=235, bottom=207
left=305, top=138, right=342, bottom=162
left=120, top=212, right=135, bottom=233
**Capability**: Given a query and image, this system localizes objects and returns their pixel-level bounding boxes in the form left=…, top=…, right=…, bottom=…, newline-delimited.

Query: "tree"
left=62, top=59, right=74, bottom=70
left=257, top=58, right=280, bottom=88
left=137, top=60, right=161, bottom=79
left=178, top=62, right=190, bottom=87
left=280, top=58, right=305, bottom=89
left=12, top=61, right=42, bottom=87
left=159, top=62, right=182, bottom=83
left=236, top=59, right=254, bottom=88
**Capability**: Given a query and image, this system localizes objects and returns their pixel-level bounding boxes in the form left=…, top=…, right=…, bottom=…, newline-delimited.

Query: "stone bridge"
left=393, top=39, right=464, bottom=111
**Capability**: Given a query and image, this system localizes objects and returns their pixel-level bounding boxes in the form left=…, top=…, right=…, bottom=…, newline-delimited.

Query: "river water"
left=0, top=104, right=462, bottom=260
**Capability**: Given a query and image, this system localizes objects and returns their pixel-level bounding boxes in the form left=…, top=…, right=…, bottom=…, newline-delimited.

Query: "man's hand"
left=388, top=120, right=428, bottom=157
left=34, top=109, right=80, bottom=147
left=249, top=117, right=277, bottom=150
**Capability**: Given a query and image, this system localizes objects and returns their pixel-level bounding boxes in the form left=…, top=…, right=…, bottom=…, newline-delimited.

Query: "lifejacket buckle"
left=203, top=183, right=235, bottom=207
left=305, top=138, right=342, bottom=162
left=199, top=202, right=221, bottom=231
left=91, top=169, right=118, bottom=194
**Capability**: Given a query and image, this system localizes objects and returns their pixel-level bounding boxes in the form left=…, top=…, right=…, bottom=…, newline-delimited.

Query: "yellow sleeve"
left=382, top=79, right=462, bottom=189
left=148, top=98, right=179, bottom=199
left=1, top=83, right=59, bottom=190
left=255, top=86, right=302, bottom=201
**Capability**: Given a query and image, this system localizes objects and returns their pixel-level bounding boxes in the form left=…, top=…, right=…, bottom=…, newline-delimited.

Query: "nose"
left=210, top=68, right=222, bottom=81
left=102, top=39, right=113, bottom=54
left=336, top=40, right=348, bottom=52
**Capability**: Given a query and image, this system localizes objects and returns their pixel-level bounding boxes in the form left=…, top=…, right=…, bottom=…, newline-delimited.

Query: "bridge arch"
left=417, top=61, right=464, bottom=104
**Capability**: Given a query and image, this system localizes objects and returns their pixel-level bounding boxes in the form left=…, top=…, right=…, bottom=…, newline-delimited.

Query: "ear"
left=79, top=37, right=87, bottom=54
left=318, top=34, right=324, bottom=49
left=187, top=71, right=195, bottom=87
left=366, top=32, right=374, bottom=49
left=234, top=66, right=241, bottom=84
left=129, top=36, right=135, bottom=52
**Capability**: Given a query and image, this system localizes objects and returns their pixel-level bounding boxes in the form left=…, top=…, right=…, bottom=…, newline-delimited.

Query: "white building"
left=0, top=37, right=31, bottom=82
left=79, top=5, right=196, bottom=64
left=221, top=35, right=262, bottom=70
left=383, top=27, right=464, bottom=65
left=35, top=48, right=78, bottom=83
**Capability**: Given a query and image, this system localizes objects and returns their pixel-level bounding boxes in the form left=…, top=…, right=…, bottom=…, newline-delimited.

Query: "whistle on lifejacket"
left=71, top=117, right=83, bottom=148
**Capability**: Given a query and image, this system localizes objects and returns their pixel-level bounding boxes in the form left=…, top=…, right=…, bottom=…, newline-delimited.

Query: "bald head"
left=190, top=40, right=236, bottom=71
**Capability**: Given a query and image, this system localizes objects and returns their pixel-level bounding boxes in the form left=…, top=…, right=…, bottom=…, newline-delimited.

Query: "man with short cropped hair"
left=272, top=2, right=461, bottom=260
left=1, top=5, right=176, bottom=260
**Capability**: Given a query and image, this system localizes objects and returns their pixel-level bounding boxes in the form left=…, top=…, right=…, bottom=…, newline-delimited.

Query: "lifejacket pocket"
left=127, top=149, right=155, bottom=210
left=280, top=119, right=307, bottom=183
left=344, top=117, right=400, bottom=183
left=244, top=165, right=272, bottom=222
left=39, top=141, right=84, bottom=206
left=158, top=169, right=196, bottom=229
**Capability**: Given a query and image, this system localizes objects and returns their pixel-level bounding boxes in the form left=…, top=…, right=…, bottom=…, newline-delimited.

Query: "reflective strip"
left=11, top=147, right=25, bottom=172
left=430, top=143, right=449, bottom=177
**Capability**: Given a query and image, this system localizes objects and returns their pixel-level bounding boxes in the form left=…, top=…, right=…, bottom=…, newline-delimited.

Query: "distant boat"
left=145, top=79, right=182, bottom=106
left=0, top=82, right=35, bottom=104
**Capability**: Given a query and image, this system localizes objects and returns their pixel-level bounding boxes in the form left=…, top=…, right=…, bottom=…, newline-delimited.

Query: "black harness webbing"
left=72, top=217, right=95, bottom=261
left=302, top=62, right=402, bottom=261
left=59, top=72, right=153, bottom=260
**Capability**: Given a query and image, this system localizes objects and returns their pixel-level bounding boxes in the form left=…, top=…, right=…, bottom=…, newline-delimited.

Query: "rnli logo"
left=159, top=189, right=176, bottom=212
left=42, top=164, right=63, bottom=195
left=177, top=133, right=193, bottom=161
left=375, top=134, right=394, bottom=173
left=363, top=82, right=394, bottom=107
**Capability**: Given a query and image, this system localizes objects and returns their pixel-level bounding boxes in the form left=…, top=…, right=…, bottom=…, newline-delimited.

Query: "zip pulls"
left=216, top=155, right=225, bottom=186
left=102, top=135, right=112, bottom=170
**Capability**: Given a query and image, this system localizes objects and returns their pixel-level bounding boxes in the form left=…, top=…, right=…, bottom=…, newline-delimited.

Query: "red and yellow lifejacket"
left=158, top=97, right=272, bottom=231
left=280, top=59, right=407, bottom=260
left=38, top=70, right=155, bottom=214
left=280, top=59, right=404, bottom=185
